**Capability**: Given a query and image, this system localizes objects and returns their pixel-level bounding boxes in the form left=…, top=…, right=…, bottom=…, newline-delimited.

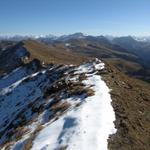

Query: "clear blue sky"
left=0, top=0, right=150, bottom=36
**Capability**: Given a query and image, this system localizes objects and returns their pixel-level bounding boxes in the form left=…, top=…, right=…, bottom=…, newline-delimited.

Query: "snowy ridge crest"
left=0, top=58, right=116, bottom=150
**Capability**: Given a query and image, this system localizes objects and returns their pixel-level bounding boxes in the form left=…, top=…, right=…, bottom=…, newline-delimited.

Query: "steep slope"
left=31, top=60, right=116, bottom=150
left=0, top=42, right=30, bottom=74
left=0, top=58, right=116, bottom=150
left=101, top=61, right=150, bottom=150
left=112, top=36, right=150, bottom=67
left=0, top=40, right=89, bottom=75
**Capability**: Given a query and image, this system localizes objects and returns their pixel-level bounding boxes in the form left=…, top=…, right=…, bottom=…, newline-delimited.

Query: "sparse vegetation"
left=51, top=101, right=71, bottom=114
left=23, top=40, right=89, bottom=65
left=102, top=61, right=150, bottom=150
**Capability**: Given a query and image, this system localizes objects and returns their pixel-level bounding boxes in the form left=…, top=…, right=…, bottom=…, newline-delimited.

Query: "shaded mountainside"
left=112, top=36, right=150, bottom=67
left=0, top=40, right=89, bottom=75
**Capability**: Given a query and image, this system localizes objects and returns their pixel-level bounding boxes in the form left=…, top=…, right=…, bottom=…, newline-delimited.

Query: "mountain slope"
left=0, top=40, right=89, bottom=75
left=0, top=58, right=116, bottom=150
left=101, top=62, right=150, bottom=150
left=0, top=39, right=150, bottom=150
left=57, top=37, right=150, bottom=83
left=112, top=36, right=150, bottom=67
left=23, top=40, right=89, bottom=65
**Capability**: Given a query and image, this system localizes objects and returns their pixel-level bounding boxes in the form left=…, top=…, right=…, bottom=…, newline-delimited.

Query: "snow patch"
left=65, top=43, right=71, bottom=47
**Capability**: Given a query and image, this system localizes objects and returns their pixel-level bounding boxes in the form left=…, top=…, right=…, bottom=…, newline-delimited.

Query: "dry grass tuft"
left=51, top=101, right=71, bottom=114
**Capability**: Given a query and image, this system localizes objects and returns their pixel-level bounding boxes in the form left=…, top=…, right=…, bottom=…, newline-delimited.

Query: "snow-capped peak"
left=133, top=36, right=150, bottom=42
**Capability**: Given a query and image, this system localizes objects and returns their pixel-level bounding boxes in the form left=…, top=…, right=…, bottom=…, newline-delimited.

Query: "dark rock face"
left=0, top=43, right=30, bottom=74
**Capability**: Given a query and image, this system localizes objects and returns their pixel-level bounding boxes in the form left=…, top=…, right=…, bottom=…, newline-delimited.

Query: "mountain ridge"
left=0, top=39, right=150, bottom=150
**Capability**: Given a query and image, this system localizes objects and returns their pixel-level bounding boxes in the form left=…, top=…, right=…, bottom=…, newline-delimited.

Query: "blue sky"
left=0, top=0, right=150, bottom=36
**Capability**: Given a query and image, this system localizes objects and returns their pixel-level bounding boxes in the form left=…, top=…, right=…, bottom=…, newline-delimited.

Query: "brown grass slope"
left=23, top=40, right=89, bottom=65
left=100, top=61, right=150, bottom=150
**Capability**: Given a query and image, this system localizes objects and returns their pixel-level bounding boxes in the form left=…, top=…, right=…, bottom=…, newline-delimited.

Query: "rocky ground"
left=101, top=61, right=150, bottom=150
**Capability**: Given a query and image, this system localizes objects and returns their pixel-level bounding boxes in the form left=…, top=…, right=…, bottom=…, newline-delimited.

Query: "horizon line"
left=0, top=32, right=150, bottom=38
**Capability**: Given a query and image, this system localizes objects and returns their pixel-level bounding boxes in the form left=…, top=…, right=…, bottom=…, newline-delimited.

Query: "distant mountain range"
left=1, top=33, right=150, bottom=83
left=1, top=33, right=150, bottom=66
left=1, top=33, right=150, bottom=42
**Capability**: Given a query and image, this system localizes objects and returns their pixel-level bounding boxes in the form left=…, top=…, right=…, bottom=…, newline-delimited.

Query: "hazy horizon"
left=0, top=33, right=150, bottom=38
